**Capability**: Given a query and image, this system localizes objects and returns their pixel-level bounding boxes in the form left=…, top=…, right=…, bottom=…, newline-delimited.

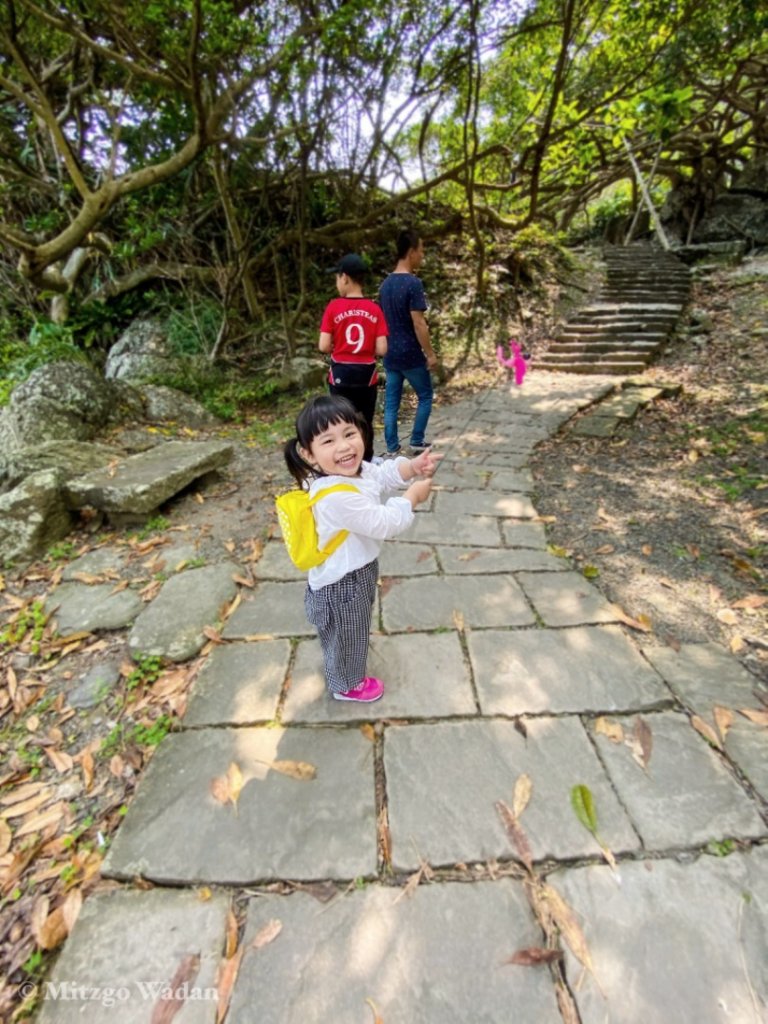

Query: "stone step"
left=535, top=360, right=649, bottom=374
left=549, top=341, right=663, bottom=355
left=64, top=439, right=234, bottom=523
left=541, top=351, right=653, bottom=365
left=557, top=337, right=671, bottom=350
left=560, top=322, right=668, bottom=335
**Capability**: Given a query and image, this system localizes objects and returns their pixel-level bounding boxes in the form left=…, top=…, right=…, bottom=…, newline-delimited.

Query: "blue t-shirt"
left=379, top=273, right=428, bottom=370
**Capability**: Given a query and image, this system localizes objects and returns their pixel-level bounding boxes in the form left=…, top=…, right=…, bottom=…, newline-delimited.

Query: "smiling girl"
left=284, top=395, right=439, bottom=702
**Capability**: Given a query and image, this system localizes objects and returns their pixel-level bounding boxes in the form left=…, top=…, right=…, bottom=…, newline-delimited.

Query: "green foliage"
left=134, top=516, right=171, bottom=541
left=125, top=654, right=164, bottom=691
left=0, top=600, right=48, bottom=655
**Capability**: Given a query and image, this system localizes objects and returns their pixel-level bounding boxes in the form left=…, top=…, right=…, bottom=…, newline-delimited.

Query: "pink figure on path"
left=496, top=338, right=528, bottom=386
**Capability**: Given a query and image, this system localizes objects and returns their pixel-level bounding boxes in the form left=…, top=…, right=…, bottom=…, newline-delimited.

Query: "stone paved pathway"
left=37, top=375, right=768, bottom=1023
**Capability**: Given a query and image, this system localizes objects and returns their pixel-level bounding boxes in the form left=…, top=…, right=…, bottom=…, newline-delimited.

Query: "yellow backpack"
left=275, top=483, right=360, bottom=571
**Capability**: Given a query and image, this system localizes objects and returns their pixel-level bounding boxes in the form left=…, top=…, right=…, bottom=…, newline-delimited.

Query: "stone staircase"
left=536, top=245, right=691, bottom=374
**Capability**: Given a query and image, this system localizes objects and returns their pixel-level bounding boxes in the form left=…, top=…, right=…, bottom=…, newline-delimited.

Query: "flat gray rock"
left=500, top=520, right=549, bottom=548
left=128, top=561, right=240, bottom=661
left=36, top=887, right=229, bottom=1023
left=68, top=658, right=123, bottom=709
left=222, top=581, right=315, bottom=638
left=379, top=541, right=438, bottom=576
left=724, top=718, right=768, bottom=808
left=103, top=727, right=377, bottom=883
left=282, top=633, right=477, bottom=723
left=252, top=540, right=305, bottom=581
left=437, top=488, right=537, bottom=519
left=227, top=881, right=562, bottom=1024
left=381, top=575, right=535, bottom=631
left=46, top=581, right=144, bottom=636
left=517, top=570, right=619, bottom=625
left=65, top=439, right=234, bottom=515
left=385, top=718, right=640, bottom=871
left=555, top=849, right=768, bottom=1024
left=437, top=545, right=564, bottom=574
left=485, top=467, right=534, bottom=491
left=643, top=642, right=767, bottom=716
left=405, top=510, right=502, bottom=546
left=183, top=640, right=290, bottom=725
left=589, top=711, right=766, bottom=848
left=62, top=547, right=127, bottom=581
left=469, top=626, right=673, bottom=715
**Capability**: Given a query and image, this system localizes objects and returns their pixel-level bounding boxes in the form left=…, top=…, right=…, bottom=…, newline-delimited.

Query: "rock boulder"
left=0, top=469, right=74, bottom=564
left=105, top=320, right=176, bottom=382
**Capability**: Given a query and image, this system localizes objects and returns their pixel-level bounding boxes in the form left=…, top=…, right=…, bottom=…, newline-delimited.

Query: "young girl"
left=284, top=394, right=439, bottom=703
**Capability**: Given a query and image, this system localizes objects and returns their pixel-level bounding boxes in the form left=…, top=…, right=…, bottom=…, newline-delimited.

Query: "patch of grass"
left=135, top=515, right=170, bottom=540
left=46, top=540, right=78, bottom=563
left=124, top=654, right=164, bottom=691
left=0, top=600, right=48, bottom=655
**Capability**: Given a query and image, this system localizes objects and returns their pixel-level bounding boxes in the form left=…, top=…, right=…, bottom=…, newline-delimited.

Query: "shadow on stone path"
left=37, top=375, right=768, bottom=1024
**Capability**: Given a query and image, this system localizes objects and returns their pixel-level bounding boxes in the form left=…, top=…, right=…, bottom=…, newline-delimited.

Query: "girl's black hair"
left=284, top=394, right=372, bottom=487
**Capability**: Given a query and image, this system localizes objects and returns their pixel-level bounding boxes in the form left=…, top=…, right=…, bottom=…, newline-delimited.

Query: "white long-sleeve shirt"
left=307, top=458, right=414, bottom=590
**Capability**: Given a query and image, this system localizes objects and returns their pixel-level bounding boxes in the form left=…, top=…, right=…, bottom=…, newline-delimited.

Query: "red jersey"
left=320, top=297, right=387, bottom=364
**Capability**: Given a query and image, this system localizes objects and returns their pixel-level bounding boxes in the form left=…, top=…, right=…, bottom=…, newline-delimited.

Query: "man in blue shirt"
left=378, top=229, right=438, bottom=455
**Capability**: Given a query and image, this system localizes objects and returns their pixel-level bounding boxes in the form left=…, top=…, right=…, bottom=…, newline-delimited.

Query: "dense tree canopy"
left=0, top=0, right=765, bottom=353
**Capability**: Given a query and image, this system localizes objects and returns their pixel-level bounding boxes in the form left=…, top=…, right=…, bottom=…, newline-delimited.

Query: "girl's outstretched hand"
left=411, top=448, right=442, bottom=478
left=405, top=477, right=432, bottom=508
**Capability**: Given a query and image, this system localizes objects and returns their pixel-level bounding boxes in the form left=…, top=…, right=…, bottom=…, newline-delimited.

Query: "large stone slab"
left=251, top=540, right=304, bottom=580
left=379, top=541, right=438, bottom=576
left=516, top=570, right=620, bottom=625
left=222, top=581, right=316, bottom=638
left=404, top=510, right=503, bottom=546
left=500, top=520, right=549, bottom=548
left=46, top=581, right=144, bottom=636
left=385, top=718, right=640, bottom=871
left=103, top=726, right=377, bottom=883
left=128, top=562, right=240, bottom=661
left=554, top=848, right=768, bottom=1024
left=485, top=467, right=534, bottom=491
left=228, top=881, right=562, bottom=1024
left=64, top=439, right=234, bottom=516
left=36, top=887, right=229, bottom=1024
left=469, top=625, right=670, bottom=715
left=282, top=633, right=477, bottom=723
left=722, top=717, right=768, bottom=802
left=435, top=488, right=537, bottom=519
left=643, top=642, right=767, bottom=716
left=0, top=468, right=73, bottom=564
left=589, top=711, right=766, bottom=848
left=381, top=575, right=536, bottom=631
left=183, top=640, right=290, bottom=725
left=437, top=545, right=564, bottom=574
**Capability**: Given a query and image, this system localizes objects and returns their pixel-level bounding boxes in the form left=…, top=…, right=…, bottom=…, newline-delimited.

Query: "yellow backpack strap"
left=309, top=483, right=360, bottom=559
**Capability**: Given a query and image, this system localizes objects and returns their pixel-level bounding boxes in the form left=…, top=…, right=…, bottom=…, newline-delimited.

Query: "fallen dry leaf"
left=627, top=717, right=652, bottom=771
left=691, top=715, right=722, bottom=750
left=512, top=774, right=532, bottom=820
left=45, top=748, right=74, bottom=774
left=713, top=706, right=733, bottom=744
left=215, top=946, right=243, bottom=1024
left=452, top=609, right=465, bottom=632
left=505, top=947, right=564, bottom=966
left=716, top=608, right=739, bottom=625
left=267, top=760, right=317, bottom=781
left=594, top=717, right=624, bottom=743
left=150, top=953, right=201, bottom=1024
left=365, top=997, right=384, bottom=1023
left=496, top=800, right=534, bottom=875
left=210, top=762, right=245, bottom=812
left=0, top=819, right=11, bottom=856
left=251, top=918, right=282, bottom=950
left=731, top=594, right=767, bottom=609
left=539, top=883, right=603, bottom=992
left=738, top=708, right=768, bottom=728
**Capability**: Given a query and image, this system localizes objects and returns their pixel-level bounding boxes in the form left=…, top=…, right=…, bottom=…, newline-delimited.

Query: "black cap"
left=328, top=253, right=368, bottom=276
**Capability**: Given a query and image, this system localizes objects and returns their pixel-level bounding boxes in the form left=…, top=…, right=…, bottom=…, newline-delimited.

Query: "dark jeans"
left=383, top=364, right=433, bottom=451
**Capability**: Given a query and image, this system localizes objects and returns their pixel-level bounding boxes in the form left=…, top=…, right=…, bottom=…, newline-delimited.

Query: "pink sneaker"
left=332, top=677, right=384, bottom=702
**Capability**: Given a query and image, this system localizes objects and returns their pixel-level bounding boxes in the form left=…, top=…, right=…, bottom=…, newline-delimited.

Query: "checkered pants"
left=304, top=560, right=378, bottom=694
